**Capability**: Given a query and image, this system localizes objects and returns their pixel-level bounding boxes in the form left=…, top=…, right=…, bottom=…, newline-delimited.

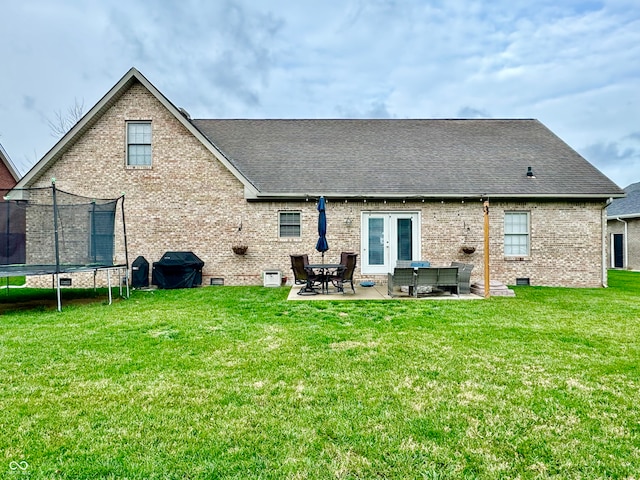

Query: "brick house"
left=14, top=68, right=624, bottom=288
left=607, top=182, right=640, bottom=270
left=0, top=144, right=24, bottom=267
left=0, top=142, right=20, bottom=189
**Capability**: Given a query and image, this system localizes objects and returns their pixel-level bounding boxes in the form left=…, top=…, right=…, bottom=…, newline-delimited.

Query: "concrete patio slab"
left=286, top=283, right=483, bottom=301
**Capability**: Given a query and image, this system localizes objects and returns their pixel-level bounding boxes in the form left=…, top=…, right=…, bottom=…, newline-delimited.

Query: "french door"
left=361, top=212, right=420, bottom=274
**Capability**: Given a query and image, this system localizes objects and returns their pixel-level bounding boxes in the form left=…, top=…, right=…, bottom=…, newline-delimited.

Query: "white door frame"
left=360, top=211, right=421, bottom=274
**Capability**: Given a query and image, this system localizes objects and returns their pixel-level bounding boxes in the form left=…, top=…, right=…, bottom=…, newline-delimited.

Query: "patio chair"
left=340, top=251, right=356, bottom=265
left=290, top=254, right=322, bottom=295
left=414, top=267, right=439, bottom=297
left=387, top=267, right=416, bottom=297
left=451, top=262, right=473, bottom=294
left=435, top=267, right=459, bottom=294
left=329, top=253, right=358, bottom=293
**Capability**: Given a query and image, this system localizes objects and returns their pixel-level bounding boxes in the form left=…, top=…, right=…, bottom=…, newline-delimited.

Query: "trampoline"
left=0, top=181, right=129, bottom=311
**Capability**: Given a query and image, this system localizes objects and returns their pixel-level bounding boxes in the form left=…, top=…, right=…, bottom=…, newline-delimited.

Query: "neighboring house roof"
left=14, top=67, right=624, bottom=202
left=193, top=119, right=624, bottom=199
left=607, top=182, right=640, bottom=219
left=0, top=142, right=20, bottom=184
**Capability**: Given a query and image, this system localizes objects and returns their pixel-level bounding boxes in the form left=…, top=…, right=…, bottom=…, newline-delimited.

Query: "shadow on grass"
left=0, top=287, right=116, bottom=313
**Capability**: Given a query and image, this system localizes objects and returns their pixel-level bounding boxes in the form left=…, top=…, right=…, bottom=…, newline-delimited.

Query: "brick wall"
left=304, top=199, right=604, bottom=288
left=629, top=220, right=640, bottom=271
left=0, top=161, right=17, bottom=189
left=26, top=82, right=607, bottom=288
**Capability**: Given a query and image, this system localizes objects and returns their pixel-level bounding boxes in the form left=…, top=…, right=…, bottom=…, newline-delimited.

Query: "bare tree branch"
left=47, top=98, right=85, bottom=138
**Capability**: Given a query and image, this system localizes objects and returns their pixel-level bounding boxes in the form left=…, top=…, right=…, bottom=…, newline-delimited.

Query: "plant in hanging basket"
left=232, top=245, right=248, bottom=255
left=461, top=246, right=476, bottom=254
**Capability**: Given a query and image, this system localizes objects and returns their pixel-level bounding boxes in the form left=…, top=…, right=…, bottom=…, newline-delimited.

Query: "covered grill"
left=131, top=255, right=149, bottom=288
left=151, top=251, right=204, bottom=289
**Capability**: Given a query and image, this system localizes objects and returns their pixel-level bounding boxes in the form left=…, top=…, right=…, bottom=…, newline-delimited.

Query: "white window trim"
left=504, top=211, right=530, bottom=257
left=278, top=211, right=302, bottom=239
left=126, top=121, right=152, bottom=168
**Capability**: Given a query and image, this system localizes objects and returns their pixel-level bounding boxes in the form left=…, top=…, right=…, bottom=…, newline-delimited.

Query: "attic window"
left=126, top=122, right=152, bottom=166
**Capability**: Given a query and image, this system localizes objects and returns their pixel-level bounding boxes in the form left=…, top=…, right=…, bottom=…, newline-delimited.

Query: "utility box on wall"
left=263, top=270, right=281, bottom=287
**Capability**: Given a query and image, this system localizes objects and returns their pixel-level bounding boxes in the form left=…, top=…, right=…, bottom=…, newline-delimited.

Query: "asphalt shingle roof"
left=607, top=182, right=640, bottom=217
left=193, top=118, right=622, bottom=199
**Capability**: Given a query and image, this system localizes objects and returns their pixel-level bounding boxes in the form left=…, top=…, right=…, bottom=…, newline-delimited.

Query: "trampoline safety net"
left=0, top=185, right=125, bottom=275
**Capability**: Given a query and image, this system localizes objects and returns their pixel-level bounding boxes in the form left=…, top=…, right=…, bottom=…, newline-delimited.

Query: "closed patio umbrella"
left=316, top=196, right=329, bottom=262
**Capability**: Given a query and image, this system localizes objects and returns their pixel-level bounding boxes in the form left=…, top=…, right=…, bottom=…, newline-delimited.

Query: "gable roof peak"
left=15, top=68, right=255, bottom=194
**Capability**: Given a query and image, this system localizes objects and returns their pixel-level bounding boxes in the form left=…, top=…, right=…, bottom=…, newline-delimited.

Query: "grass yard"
left=0, top=275, right=25, bottom=287
left=1, top=271, right=639, bottom=479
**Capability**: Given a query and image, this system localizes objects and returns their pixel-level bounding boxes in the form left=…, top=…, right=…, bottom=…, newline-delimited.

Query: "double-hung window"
left=279, top=212, right=301, bottom=238
left=127, top=122, right=152, bottom=166
left=504, top=211, right=530, bottom=256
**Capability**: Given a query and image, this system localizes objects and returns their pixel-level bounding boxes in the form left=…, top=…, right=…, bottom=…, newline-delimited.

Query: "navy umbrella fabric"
left=315, top=196, right=329, bottom=261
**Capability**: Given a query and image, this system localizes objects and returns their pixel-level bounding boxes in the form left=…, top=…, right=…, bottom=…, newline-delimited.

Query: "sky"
left=1, top=0, right=639, bottom=188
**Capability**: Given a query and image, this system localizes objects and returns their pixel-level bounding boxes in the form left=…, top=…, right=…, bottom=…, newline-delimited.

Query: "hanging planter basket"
left=461, top=246, right=476, bottom=254
left=232, top=245, right=248, bottom=255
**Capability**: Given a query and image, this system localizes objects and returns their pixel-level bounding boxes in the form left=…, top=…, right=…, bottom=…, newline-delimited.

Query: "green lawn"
left=0, top=275, right=25, bottom=287
left=1, top=271, right=639, bottom=479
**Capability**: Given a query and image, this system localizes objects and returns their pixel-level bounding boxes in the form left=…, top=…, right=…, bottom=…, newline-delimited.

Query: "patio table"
left=307, top=263, right=344, bottom=294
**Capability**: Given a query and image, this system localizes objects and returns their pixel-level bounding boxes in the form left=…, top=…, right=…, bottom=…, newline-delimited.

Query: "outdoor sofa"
left=387, top=261, right=474, bottom=297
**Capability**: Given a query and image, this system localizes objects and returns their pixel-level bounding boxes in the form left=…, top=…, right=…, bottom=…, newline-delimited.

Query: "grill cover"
left=151, top=251, right=204, bottom=289
left=131, top=255, right=149, bottom=288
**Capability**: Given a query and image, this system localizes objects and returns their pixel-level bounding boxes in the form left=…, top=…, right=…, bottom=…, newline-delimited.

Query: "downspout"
left=616, top=217, right=628, bottom=270
left=602, top=198, right=613, bottom=287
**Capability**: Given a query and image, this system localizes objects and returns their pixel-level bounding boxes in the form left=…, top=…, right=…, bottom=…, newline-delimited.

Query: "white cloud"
left=0, top=0, right=638, bottom=186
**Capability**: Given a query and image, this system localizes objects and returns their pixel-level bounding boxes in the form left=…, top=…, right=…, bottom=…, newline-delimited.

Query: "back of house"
left=14, top=68, right=625, bottom=289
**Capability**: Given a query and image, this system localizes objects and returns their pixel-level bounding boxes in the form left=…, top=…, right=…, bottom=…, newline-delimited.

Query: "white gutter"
left=607, top=213, right=640, bottom=220
left=247, top=192, right=626, bottom=201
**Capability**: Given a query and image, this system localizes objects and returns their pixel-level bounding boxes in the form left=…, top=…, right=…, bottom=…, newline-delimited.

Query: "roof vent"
left=526, top=166, right=535, bottom=178
left=178, top=107, right=191, bottom=120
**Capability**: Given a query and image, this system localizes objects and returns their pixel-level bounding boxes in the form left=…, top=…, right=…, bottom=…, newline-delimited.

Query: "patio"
left=286, top=282, right=482, bottom=301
